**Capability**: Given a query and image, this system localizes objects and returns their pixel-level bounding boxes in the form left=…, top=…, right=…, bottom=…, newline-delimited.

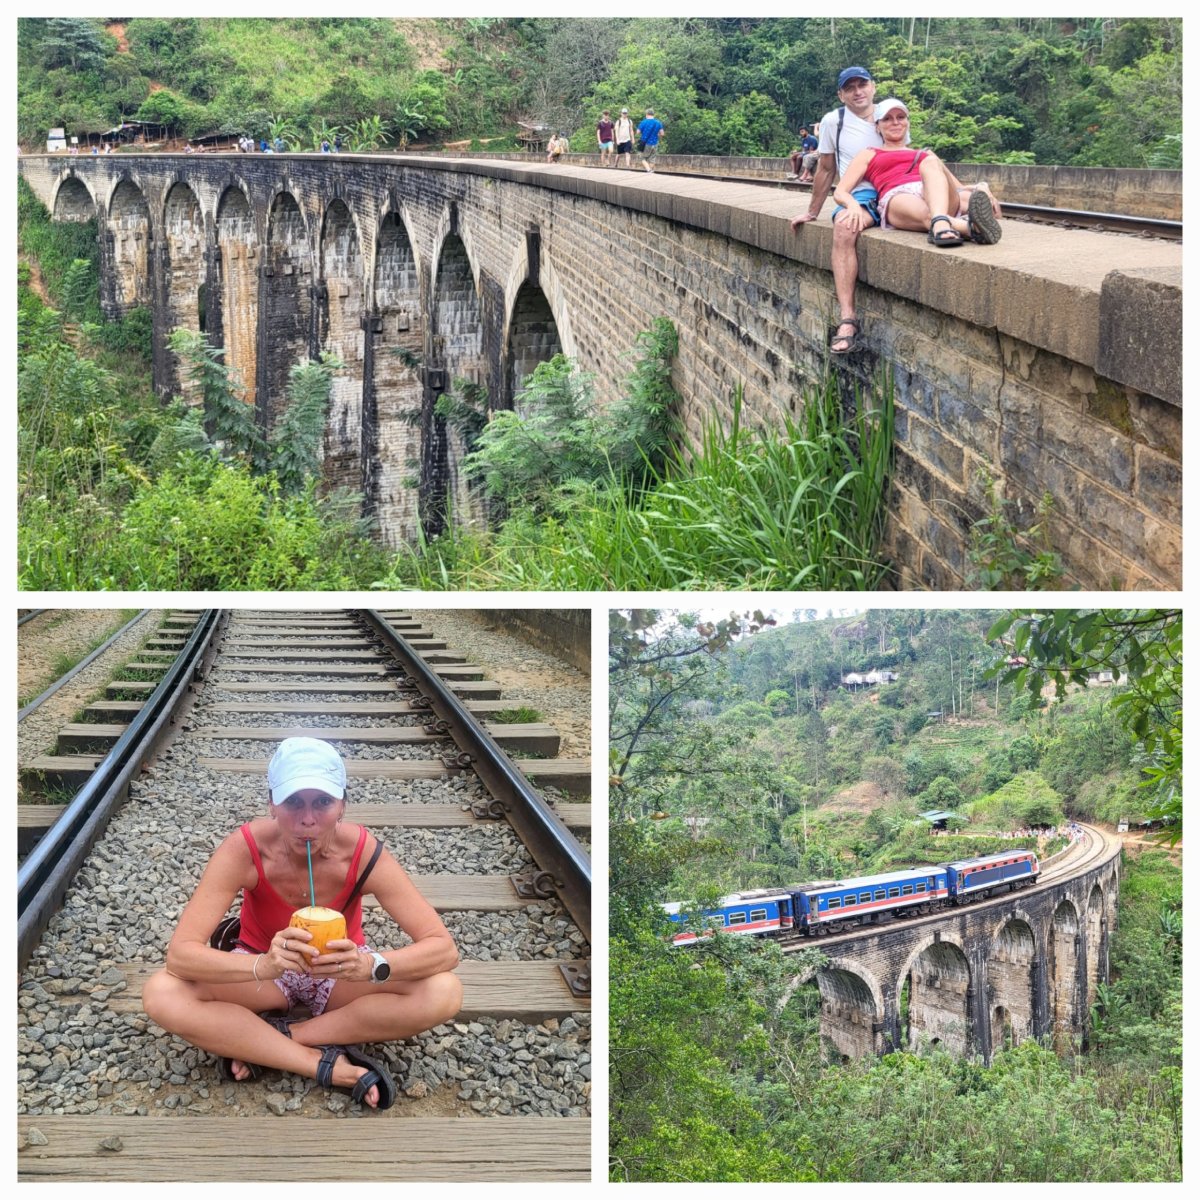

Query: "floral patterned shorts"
left=234, top=945, right=369, bottom=1016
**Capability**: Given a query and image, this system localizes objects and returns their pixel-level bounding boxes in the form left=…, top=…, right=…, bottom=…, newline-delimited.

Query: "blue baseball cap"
left=837, top=66, right=874, bottom=89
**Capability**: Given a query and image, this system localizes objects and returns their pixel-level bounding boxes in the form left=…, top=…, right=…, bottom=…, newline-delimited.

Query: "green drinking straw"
left=306, top=839, right=316, bottom=908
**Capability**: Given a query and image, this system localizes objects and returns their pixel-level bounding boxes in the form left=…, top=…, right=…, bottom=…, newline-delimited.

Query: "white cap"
left=874, top=97, right=909, bottom=121
left=267, top=737, right=347, bottom=804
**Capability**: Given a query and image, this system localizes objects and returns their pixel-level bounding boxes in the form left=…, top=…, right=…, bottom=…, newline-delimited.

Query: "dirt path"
left=20, top=254, right=51, bottom=305
left=106, top=22, right=130, bottom=53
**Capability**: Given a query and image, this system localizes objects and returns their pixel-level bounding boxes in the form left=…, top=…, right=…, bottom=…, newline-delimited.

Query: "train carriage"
left=663, top=849, right=1041, bottom=945
left=663, top=888, right=795, bottom=946
left=943, top=849, right=1038, bottom=903
left=792, top=866, right=950, bottom=934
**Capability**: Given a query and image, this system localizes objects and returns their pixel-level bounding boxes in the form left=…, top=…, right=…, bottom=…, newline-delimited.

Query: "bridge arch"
left=369, top=207, right=424, bottom=544
left=52, top=173, right=96, bottom=222
left=898, top=934, right=974, bottom=1057
left=815, top=960, right=885, bottom=1060
left=499, top=238, right=573, bottom=411
left=161, top=180, right=208, bottom=400
left=1085, top=883, right=1106, bottom=1015
left=261, top=189, right=314, bottom=431
left=319, top=198, right=367, bottom=494
left=1050, top=897, right=1081, bottom=1052
left=430, top=223, right=486, bottom=529
left=106, top=177, right=152, bottom=316
left=215, top=184, right=260, bottom=405
left=987, top=914, right=1038, bottom=1057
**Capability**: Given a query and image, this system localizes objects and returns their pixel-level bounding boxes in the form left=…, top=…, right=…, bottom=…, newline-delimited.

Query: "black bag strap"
left=835, top=105, right=846, bottom=176
left=345, top=839, right=384, bottom=907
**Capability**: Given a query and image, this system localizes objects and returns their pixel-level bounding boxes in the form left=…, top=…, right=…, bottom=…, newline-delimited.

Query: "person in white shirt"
left=789, top=66, right=899, bottom=355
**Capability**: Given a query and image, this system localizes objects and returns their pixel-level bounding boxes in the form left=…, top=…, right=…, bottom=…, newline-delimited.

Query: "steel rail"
left=17, top=610, right=222, bottom=971
left=361, top=610, right=591, bottom=946
left=19, top=610, right=150, bottom=723
left=643, top=168, right=1182, bottom=239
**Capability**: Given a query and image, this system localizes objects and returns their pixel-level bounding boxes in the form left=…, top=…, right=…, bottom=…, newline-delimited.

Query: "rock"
left=26, top=1127, right=48, bottom=1147
left=265, top=1094, right=288, bottom=1116
left=404, top=1079, right=429, bottom=1099
left=98, top=1136, right=124, bottom=1152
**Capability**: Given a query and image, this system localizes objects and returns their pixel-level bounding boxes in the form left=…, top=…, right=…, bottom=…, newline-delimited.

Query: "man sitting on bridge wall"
left=790, top=66, right=897, bottom=355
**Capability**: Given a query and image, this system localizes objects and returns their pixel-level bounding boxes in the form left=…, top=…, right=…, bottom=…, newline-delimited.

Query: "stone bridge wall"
left=19, top=154, right=1181, bottom=587
left=809, top=846, right=1121, bottom=1062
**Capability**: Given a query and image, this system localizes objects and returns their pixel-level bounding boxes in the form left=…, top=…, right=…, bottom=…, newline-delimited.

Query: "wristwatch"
left=368, top=951, right=391, bottom=983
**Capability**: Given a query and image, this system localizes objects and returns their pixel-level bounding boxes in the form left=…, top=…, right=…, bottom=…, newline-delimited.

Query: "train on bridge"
left=664, top=849, right=1038, bottom=945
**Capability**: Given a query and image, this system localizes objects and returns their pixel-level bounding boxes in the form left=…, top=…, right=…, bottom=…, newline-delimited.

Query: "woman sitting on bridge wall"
left=834, top=98, right=1002, bottom=247
left=142, top=737, right=462, bottom=1110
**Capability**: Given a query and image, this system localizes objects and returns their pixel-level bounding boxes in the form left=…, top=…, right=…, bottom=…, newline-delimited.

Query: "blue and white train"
left=664, top=850, right=1038, bottom=945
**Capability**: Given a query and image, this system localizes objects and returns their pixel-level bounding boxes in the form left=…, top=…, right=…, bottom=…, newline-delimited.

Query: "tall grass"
left=374, top=369, right=895, bottom=591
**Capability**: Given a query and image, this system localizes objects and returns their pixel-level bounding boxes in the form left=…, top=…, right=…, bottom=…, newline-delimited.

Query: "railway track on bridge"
left=18, top=608, right=591, bottom=1182
left=648, top=168, right=1182, bottom=240
left=776, top=822, right=1120, bottom=956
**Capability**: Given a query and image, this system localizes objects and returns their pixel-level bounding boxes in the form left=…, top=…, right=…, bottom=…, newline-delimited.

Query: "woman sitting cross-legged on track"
left=834, top=97, right=1002, bottom=248
left=142, top=737, right=462, bottom=1110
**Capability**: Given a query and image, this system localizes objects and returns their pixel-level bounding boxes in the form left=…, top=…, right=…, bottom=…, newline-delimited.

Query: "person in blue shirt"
left=637, top=109, right=664, bottom=173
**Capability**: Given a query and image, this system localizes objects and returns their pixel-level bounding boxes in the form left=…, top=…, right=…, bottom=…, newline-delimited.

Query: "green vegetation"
left=609, top=609, right=1182, bottom=1181
left=19, top=177, right=895, bottom=591
left=18, top=18, right=1181, bottom=167
left=18, top=178, right=388, bottom=590
left=490, top=707, right=543, bottom=724
left=991, top=610, right=1182, bottom=835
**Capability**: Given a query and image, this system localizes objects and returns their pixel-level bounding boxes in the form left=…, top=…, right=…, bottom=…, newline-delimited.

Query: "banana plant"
left=348, top=115, right=389, bottom=153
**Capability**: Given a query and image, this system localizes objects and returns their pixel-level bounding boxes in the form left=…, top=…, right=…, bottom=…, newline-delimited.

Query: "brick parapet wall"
left=20, top=154, right=1181, bottom=589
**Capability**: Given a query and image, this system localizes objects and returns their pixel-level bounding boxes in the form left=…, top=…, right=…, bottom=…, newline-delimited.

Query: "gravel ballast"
left=18, top=608, right=591, bottom=1120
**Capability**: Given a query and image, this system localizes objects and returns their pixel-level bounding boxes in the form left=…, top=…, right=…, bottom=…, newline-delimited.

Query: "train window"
left=875, top=889, right=886, bottom=901
left=750, top=909, right=767, bottom=922
left=843, top=895, right=856, bottom=906
left=727, top=911, right=747, bottom=925
left=860, top=892, right=872, bottom=904
left=915, top=882, right=926, bottom=894
left=888, top=887, right=900, bottom=898
left=827, top=897, right=841, bottom=909
left=901, top=884, right=913, bottom=895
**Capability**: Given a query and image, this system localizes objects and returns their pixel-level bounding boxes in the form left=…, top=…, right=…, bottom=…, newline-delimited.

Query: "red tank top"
left=864, top=147, right=929, bottom=196
left=236, top=823, right=370, bottom=953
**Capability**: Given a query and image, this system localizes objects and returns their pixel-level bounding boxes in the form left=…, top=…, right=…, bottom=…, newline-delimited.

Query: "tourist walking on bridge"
left=614, top=108, right=635, bottom=168
left=597, top=110, right=616, bottom=166
left=637, top=108, right=664, bottom=173
left=790, top=66, right=893, bottom=354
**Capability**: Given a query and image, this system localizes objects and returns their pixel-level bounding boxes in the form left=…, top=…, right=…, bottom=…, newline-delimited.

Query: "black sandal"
left=967, top=188, right=1002, bottom=244
left=828, top=317, right=864, bottom=355
left=315, top=1043, right=398, bottom=1110
left=927, top=215, right=962, bottom=247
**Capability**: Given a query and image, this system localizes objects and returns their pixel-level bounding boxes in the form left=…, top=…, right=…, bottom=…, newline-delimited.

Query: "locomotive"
left=664, top=849, right=1039, bottom=946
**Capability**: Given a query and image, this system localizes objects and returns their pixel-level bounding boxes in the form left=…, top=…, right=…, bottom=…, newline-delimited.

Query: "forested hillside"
left=609, top=608, right=1182, bottom=1181
left=18, top=17, right=1181, bottom=166
left=611, top=609, right=1157, bottom=897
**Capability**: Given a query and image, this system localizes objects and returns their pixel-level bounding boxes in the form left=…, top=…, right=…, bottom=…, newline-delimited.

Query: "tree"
left=989, top=610, right=1182, bottom=836
left=609, top=609, right=775, bottom=822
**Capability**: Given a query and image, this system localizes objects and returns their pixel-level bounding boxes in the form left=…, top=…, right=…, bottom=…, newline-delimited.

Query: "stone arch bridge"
left=18, top=154, right=1181, bottom=587
left=797, top=827, right=1122, bottom=1061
